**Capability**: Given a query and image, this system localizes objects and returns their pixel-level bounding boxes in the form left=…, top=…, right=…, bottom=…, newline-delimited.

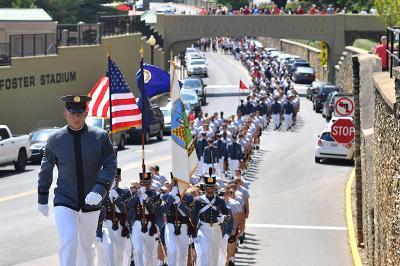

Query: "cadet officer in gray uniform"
left=37, top=95, right=117, bottom=266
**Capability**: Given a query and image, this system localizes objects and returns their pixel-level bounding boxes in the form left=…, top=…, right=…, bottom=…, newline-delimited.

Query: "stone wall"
left=371, top=68, right=400, bottom=265
left=258, top=37, right=327, bottom=81
left=335, top=47, right=369, bottom=92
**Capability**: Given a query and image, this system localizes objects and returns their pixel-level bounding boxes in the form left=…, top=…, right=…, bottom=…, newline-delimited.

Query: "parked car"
left=315, top=127, right=354, bottom=163
left=181, top=90, right=202, bottom=116
left=128, top=105, right=164, bottom=143
left=86, top=117, right=128, bottom=150
left=306, top=81, right=331, bottom=100
left=289, top=60, right=311, bottom=75
left=288, top=58, right=308, bottom=69
left=313, top=85, right=341, bottom=113
left=322, top=91, right=338, bottom=121
left=29, top=127, right=59, bottom=163
left=0, top=125, right=31, bottom=171
left=160, top=105, right=171, bottom=134
left=181, top=78, right=207, bottom=105
left=292, top=66, right=315, bottom=84
left=187, top=59, right=208, bottom=77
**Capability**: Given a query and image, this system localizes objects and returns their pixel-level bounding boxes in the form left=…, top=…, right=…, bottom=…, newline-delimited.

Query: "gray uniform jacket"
left=37, top=124, right=117, bottom=212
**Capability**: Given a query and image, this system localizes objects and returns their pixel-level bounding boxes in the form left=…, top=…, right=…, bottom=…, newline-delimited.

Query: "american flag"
left=87, top=58, right=141, bottom=133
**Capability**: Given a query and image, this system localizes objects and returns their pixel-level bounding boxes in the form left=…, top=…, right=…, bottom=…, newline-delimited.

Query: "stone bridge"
left=154, top=14, right=385, bottom=81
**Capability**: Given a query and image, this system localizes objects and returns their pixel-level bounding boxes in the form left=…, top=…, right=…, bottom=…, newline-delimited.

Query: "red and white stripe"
left=88, top=75, right=142, bottom=132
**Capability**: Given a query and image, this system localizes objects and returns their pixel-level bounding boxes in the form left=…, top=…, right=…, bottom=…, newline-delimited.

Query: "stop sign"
left=331, top=119, right=355, bottom=144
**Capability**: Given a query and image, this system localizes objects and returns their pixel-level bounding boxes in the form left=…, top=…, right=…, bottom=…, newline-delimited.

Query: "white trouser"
left=272, top=113, right=280, bottom=129
left=262, top=114, right=267, bottom=127
left=131, top=220, right=157, bottom=266
left=100, top=225, right=114, bottom=266
left=197, top=156, right=204, bottom=175
left=217, top=156, right=225, bottom=177
left=54, top=206, right=99, bottom=266
left=203, top=162, right=218, bottom=175
left=165, top=223, right=189, bottom=266
left=229, top=159, right=239, bottom=177
left=218, top=236, right=228, bottom=266
left=284, top=113, right=293, bottom=130
left=196, top=223, right=222, bottom=266
left=104, top=220, right=132, bottom=266
left=94, top=238, right=106, bottom=266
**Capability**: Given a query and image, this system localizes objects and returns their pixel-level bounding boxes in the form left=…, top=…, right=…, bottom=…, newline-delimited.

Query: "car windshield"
left=181, top=93, right=197, bottom=103
left=86, top=117, right=103, bottom=129
left=320, top=132, right=334, bottom=142
left=190, top=60, right=205, bottom=65
left=160, top=108, right=171, bottom=118
left=31, top=129, right=57, bottom=142
left=182, top=79, right=201, bottom=88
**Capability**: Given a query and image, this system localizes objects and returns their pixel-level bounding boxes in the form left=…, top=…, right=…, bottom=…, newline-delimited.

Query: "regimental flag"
left=135, top=64, right=170, bottom=98
left=170, top=62, right=198, bottom=193
left=239, top=79, right=248, bottom=90
left=137, top=58, right=153, bottom=130
left=87, top=58, right=141, bottom=133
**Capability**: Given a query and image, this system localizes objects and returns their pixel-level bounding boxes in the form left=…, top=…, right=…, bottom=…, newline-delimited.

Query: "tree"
left=272, top=0, right=287, bottom=8
left=374, top=0, right=400, bottom=26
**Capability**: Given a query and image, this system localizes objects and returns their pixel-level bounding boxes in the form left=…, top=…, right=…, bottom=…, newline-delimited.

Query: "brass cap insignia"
left=74, top=96, right=81, bottom=103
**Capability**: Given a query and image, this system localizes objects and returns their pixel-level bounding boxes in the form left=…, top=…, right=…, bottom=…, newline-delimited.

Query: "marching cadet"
left=283, top=93, right=295, bottom=131
left=244, top=96, right=254, bottom=115
left=161, top=184, right=195, bottom=266
left=104, top=168, right=132, bottom=266
left=236, top=99, right=245, bottom=116
left=196, top=132, right=208, bottom=175
left=127, top=172, right=162, bottom=266
left=271, top=95, right=282, bottom=130
left=203, top=138, right=219, bottom=174
left=214, top=132, right=228, bottom=177
left=227, top=135, right=243, bottom=178
left=189, top=172, right=233, bottom=266
left=37, top=95, right=116, bottom=266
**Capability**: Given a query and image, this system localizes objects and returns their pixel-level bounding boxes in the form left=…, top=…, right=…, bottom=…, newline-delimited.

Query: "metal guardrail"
left=57, top=23, right=101, bottom=46
left=10, top=33, right=57, bottom=58
left=0, top=42, right=11, bottom=66
left=386, top=27, right=400, bottom=78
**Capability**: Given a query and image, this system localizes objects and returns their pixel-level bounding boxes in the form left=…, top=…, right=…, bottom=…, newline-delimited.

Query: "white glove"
left=223, top=234, right=229, bottom=241
left=170, top=186, right=179, bottom=196
left=37, top=204, right=49, bottom=217
left=217, top=214, right=225, bottom=224
left=140, top=193, right=148, bottom=201
left=85, top=192, right=102, bottom=205
left=139, top=186, right=147, bottom=195
left=96, top=237, right=102, bottom=243
left=174, top=196, right=181, bottom=204
left=110, top=189, right=119, bottom=200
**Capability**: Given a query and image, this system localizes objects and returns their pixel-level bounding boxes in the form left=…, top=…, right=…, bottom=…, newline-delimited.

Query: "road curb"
left=345, top=168, right=363, bottom=266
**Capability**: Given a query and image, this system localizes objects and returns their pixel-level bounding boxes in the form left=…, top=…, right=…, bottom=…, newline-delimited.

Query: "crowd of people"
left=197, top=3, right=376, bottom=16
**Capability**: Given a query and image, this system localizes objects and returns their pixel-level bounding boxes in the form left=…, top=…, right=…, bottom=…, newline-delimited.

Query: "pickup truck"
left=0, top=125, right=31, bottom=171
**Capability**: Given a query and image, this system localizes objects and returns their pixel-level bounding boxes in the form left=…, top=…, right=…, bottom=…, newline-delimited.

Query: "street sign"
left=331, top=119, right=355, bottom=144
left=334, top=96, right=354, bottom=117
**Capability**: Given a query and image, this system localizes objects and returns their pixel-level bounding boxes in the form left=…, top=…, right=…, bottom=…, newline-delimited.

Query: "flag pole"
left=107, top=44, right=114, bottom=148
left=139, top=47, right=146, bottom=176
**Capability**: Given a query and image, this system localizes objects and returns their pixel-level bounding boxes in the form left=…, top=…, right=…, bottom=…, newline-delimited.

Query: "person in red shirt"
left=199, top=7, right=207, bottom=15
left=309, top=4, right=317, bottom=15
left=188, top=109, right=195, bottom=123
left=374, top=36, right=388, bottom=71
left=296, top=4, right=305, bottom=15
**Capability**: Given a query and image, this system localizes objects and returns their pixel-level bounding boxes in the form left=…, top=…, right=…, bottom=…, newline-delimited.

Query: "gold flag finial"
left=139, top=46, right=144, bottom=58
left=107, top=44, right=111, bottom=57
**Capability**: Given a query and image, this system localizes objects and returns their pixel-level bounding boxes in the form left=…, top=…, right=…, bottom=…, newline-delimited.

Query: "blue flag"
left=137, top=58, right=153, bottom=130
left=135, top=63, right=170, bottom=98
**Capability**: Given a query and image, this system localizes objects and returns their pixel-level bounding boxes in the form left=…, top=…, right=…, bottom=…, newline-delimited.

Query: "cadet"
left=37, top=95, right=116, bottom=266
left=195, top=132, right=208, bottom=174
left=190, top=173, right=232, bottom=266
left=203, top=138, right=219, bottom=174
left=271, top=96, right=282, bottom=130
left=283, top=94, right=295, bottom=131
left=214, top=132, right=228, bottom=177
left=227, top=135, right=243, bottom=178
left=236, top=100, right=245, bottom=116
left=105, top=168, right=132, bottom=266
left=127, top=172, right=162, bottom=266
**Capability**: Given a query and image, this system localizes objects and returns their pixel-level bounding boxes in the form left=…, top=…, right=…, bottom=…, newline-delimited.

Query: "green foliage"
left=374, top=0, right=400, bottom=26
left=352, top=39, right=377, bottom=52
left=0, top=0, right=34, bottom=7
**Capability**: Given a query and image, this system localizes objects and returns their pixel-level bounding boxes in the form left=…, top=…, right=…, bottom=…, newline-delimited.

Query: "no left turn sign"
left=334, top=96, right=354, bottom=117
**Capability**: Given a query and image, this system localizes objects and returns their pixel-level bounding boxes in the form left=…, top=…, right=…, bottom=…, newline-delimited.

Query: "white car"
left=314, top=127, right=354, bottom=163
left=187, top=59, right=208, bottom=77
left=0, top=125, right=31, bottom=171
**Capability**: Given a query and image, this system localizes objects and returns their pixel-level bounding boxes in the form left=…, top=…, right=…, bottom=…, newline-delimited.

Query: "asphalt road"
left=0, top=50, right=352, bottom=266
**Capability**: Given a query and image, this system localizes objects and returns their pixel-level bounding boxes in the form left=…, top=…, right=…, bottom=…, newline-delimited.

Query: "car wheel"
left=144, top=130, right=150, bottom=144
left=315, top=157, right=321, bottom=163
left=157, top=127, right=164, bottom=140
left=118, top=136, right=125, bottom=150
left=14, top=149, right=27, bottom=171
left=204, top=73, right=208, bottom=78
left=316, top=106, right=321, bottom=113
left=202, top=98, right=206, bottom=106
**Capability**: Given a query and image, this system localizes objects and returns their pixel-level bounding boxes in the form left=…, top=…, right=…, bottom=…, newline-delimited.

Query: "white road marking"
left=206, top=84, right=239, bottom=88
left=247, top=223, right=347, bottom=231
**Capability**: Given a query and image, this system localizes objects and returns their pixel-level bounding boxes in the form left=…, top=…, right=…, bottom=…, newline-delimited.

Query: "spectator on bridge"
left=374, top=36, right=388, bottom=71
left=309, top=4, right=317, bottom=15
left=199, top=7, right=207, bottom=15
left=370, top=7, right=376, bottom=15
left=327, top=4, right=335, bottom=15
left=296, top=4, right=305, bottom=15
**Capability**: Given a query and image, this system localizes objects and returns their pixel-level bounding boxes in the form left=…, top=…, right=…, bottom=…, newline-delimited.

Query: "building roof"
left=0, top=8, right=53, bottom=21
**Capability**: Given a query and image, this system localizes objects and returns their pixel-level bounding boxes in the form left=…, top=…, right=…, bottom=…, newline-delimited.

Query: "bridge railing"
left=386, top=27, right=400, bottom=78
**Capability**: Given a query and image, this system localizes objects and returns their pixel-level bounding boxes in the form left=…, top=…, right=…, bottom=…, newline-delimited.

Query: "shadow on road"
left=236, top=232, right=262, bottom=266
left=0, top=168, right=34, bottom=178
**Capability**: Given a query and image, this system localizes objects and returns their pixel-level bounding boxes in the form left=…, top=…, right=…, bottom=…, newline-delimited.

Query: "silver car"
left=187, top=59, right=208, bottom=77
